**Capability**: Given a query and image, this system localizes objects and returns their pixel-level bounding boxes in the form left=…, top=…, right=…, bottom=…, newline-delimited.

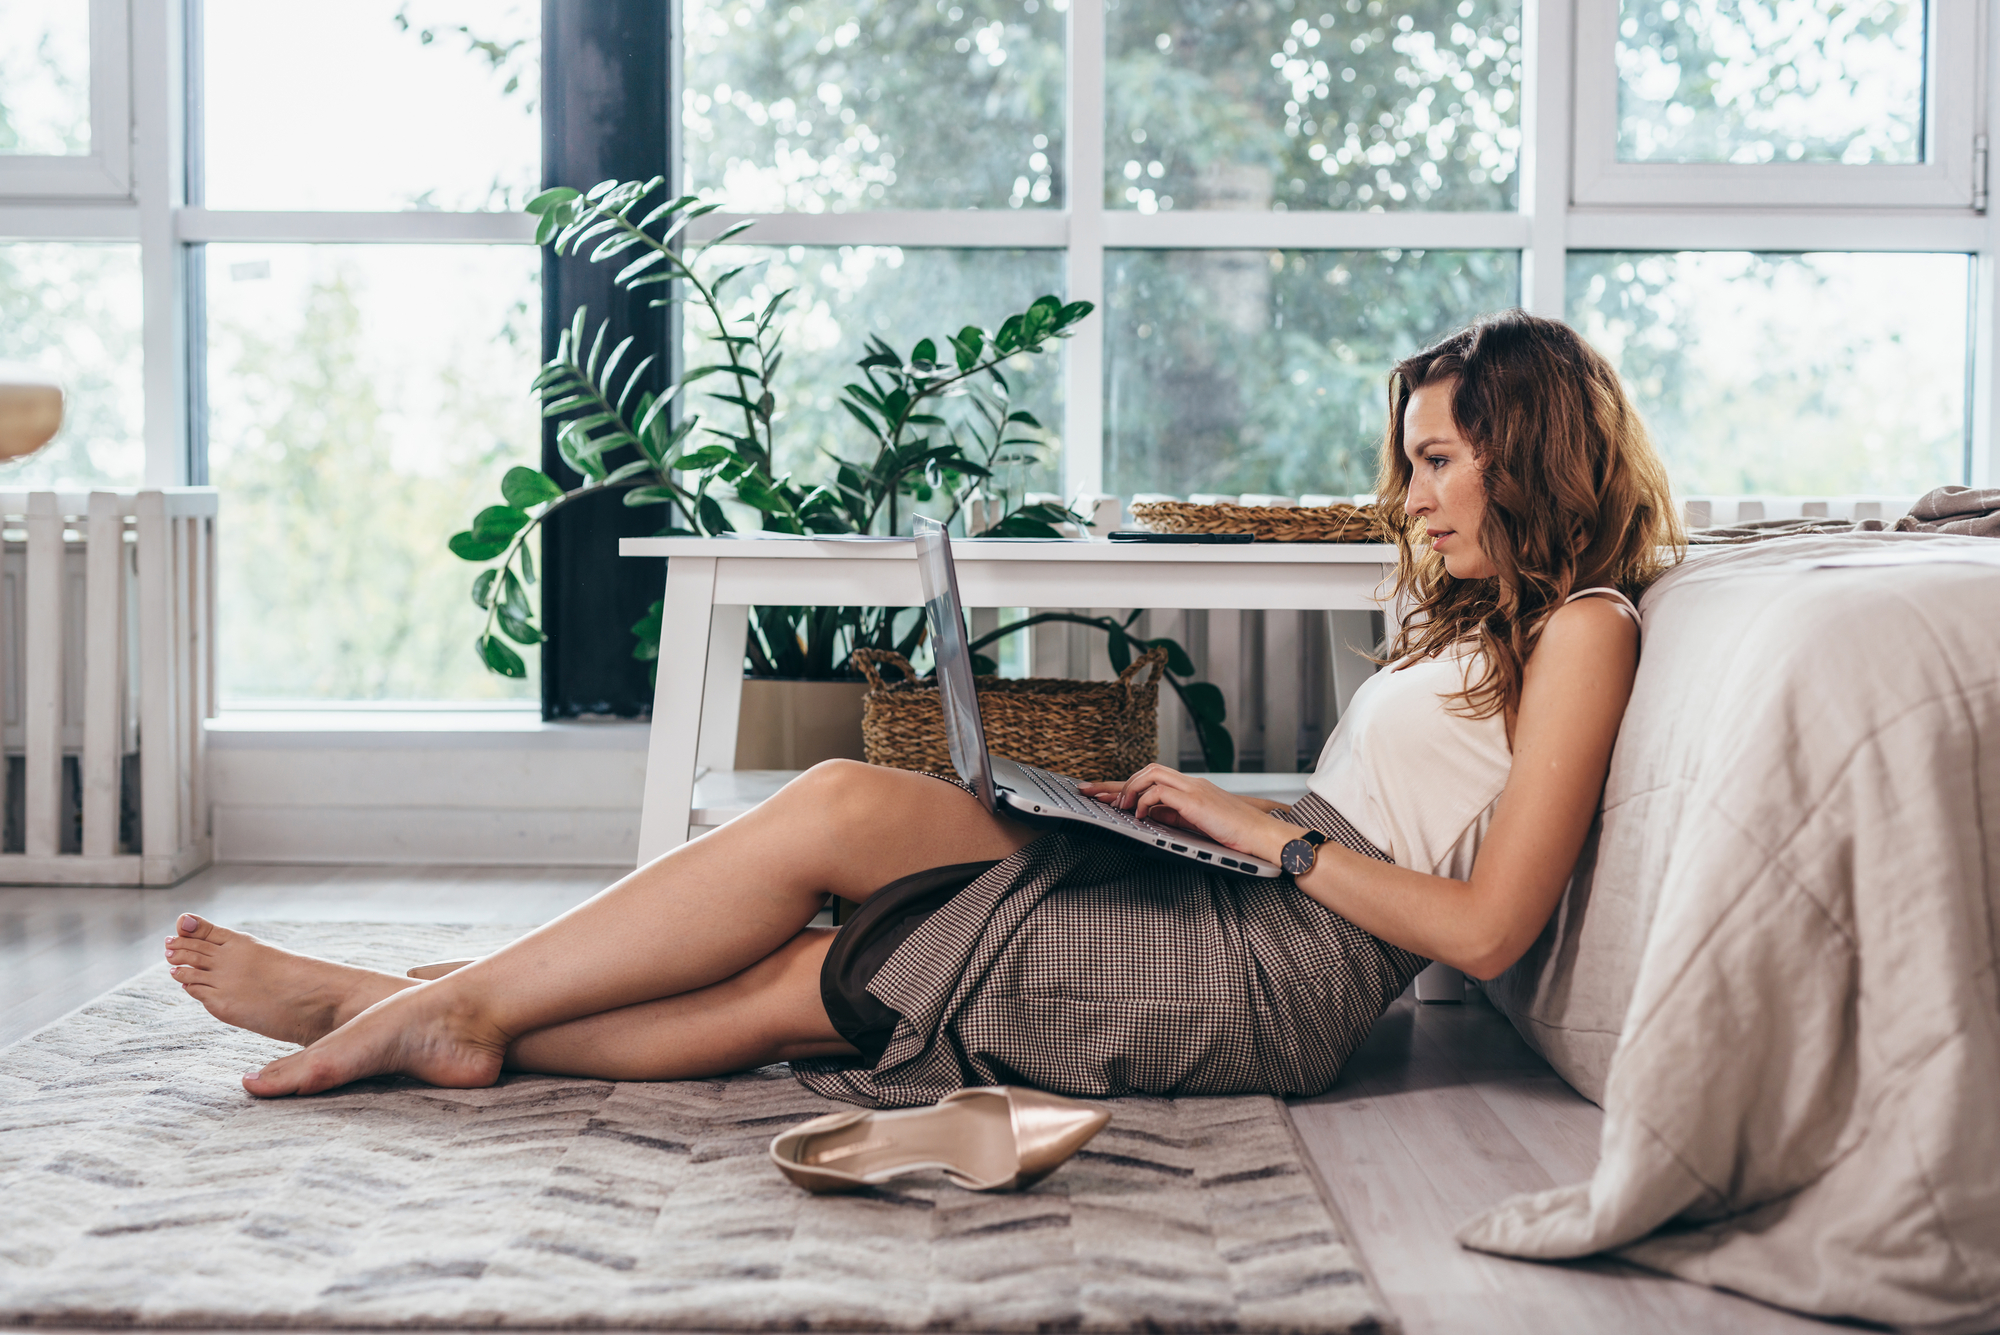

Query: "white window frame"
left=1571, top=0, right=1980, bottom=208
left=5, top=0, right=1996, bottom=506
left=0, top=0, right=133, bottom=198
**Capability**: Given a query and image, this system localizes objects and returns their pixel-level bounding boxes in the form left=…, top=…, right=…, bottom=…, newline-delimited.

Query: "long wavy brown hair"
left=1377, top=309, right=1683, bottom=729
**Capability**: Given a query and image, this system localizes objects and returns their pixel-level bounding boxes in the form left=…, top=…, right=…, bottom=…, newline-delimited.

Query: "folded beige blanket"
left=1691, top=483, right=2000, bottom=544
left=1467, top=534, right=2000, bottom=1331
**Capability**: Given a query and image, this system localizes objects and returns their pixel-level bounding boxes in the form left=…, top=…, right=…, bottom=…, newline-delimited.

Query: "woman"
left=165, top=310, right=1680, bottom=1106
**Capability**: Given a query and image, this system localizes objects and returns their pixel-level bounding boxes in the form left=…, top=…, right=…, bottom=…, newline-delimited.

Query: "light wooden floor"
left=0, top=864, right=1836, bottom=1335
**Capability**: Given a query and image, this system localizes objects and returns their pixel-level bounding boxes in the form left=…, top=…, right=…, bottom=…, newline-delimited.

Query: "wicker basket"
left=851, top=646, right=1168, bottom=782
left=1128, top=499, right=1390, bottom=542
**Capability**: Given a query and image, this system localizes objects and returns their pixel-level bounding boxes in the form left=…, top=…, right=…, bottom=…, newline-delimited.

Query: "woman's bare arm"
left=1079, top=597, right=1638, bottom=978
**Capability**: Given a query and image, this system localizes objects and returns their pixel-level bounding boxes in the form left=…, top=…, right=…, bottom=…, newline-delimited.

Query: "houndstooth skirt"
left=792, top=790, right=1428, bottom=1108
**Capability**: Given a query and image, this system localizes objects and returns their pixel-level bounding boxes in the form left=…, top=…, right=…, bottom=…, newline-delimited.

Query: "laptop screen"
left=913, top=517, right=998, bottom=812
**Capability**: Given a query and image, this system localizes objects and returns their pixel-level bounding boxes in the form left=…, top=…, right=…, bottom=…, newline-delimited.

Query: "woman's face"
left=1402, top=380, right=1496, bottom=580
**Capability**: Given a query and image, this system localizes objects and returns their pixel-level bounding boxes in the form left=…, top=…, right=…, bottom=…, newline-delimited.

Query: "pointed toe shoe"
left=770, top=1086, right=1110, bottom=1194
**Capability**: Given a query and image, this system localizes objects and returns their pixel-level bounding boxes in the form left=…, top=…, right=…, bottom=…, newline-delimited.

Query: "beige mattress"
left=1471, top=533, right=2000, bottom=1330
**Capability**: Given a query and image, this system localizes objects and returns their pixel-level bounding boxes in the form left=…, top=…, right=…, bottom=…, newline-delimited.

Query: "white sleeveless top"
left=1305, top=587, right=1640, bottom=879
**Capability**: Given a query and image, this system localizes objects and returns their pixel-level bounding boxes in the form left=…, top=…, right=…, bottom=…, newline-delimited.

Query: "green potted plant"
left=449, top=177, right=1234, bottom=770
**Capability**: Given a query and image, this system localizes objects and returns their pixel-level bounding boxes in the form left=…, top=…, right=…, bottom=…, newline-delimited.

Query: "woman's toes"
left=243, top=1057, right=304, bottom=1098
left=175, top=913, right=225, bottom=942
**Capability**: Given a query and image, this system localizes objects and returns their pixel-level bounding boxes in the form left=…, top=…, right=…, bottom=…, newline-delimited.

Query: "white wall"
left=208, top=713, right=647, bottom=866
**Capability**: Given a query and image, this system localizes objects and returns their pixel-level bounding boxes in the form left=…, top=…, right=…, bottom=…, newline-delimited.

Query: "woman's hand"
left=1075, top=765, right=1293, bottom=863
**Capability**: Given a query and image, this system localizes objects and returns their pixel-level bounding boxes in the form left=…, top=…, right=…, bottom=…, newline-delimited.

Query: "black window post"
left=539, top=1, right=673, bottom=719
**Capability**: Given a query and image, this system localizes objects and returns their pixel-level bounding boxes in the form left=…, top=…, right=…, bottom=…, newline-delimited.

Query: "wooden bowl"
left=0, top=369, right=64, bottom=461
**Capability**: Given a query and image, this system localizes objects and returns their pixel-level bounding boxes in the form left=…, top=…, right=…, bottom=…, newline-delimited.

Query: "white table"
left=619, top=534, right=1400, bottom=861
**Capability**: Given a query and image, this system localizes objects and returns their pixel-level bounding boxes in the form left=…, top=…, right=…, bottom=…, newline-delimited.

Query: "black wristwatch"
left=1280, top=829, right=1328, bottom=876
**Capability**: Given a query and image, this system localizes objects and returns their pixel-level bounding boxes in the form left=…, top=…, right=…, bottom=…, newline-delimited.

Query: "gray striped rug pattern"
left=0, top=922, right=1390, bottom=1332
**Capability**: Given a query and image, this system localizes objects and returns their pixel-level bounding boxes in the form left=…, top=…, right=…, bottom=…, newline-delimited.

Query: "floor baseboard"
left=213, top=805, right=640, bottom=866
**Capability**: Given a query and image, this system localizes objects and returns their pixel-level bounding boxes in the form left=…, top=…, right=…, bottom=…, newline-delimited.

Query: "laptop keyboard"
left=1010, top=761, right=1273, bottom=875
left=1016, top=762, right=1158, bottom=831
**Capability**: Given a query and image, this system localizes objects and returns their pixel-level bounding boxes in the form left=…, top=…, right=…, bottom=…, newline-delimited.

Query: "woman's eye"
left=1426, top=455, right=1448, bottom=469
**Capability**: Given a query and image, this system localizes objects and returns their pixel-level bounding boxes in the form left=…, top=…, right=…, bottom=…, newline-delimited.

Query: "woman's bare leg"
left=169, top=924, right=852, bottom=1080
left=203, top=762, right=1033, bottom=1097
left=499, top=928, right=856, bottom=1079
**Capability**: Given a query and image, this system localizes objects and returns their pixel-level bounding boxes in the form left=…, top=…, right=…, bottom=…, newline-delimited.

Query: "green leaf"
left=1106, top=628, right=1131, bottom=673
left=696, top=494, right=736, bottom=535
left=972, top=652, right=998, bottom=674
left=911, top=337, right=938, bottom=366
left=994, top=313, right=1025, bottom=354
left=652, top=414, right=700, bottom=466
left=623, top=485, right=679, bottom=506
left=500, top=570, right=531, bottom=620
left=979, top=512, right=1065, bottom=538
left=557, top=428, right=608, bottom=481
left=677, top=443, right=734, bottom=471
left=1179, top=680, right=1227, bottom=723
left=477, top=633, right=527, bottom=678
left=1057, top=299, right=1094, bottom=326
left=952, top=325, right=985, bottom=371
left=1195, top=716, right=1235, bottom=774
left=838, top=401, right=886, bottom=441
left=731, top=470, right=788, bottom=513
left=449, top=530, right=509, bottom=561
left=603, top=458, right=656, bottom=485
left=501, top=466, right=563, bottom=509
left=697, top=219, right=757, bottom=249
left=630, top=599, right=663, bottom=662
left=498, top=609, right=544, bottom=645
left=519, top=540, right=536, bottom=585
left=471, top=568, right=499, bottom=609
left=524, top=186, right=580, bottom=215
left=471, top=504, right=531, bottom=542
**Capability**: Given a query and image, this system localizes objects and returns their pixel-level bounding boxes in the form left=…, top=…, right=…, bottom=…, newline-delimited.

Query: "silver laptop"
left=913, top=517, right=1283, bottom=878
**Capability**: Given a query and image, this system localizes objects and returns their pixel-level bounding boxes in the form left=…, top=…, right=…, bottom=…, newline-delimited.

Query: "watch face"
left=1280, top=839, right=1315, bottom=876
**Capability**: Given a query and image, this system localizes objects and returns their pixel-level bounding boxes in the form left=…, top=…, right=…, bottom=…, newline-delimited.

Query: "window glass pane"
left=1105, top=0, right=1522, bottom=212
left=207, top=244, right=541, bottom=703
left=688, top=246, right=1065, bottom=499
left=0, top=243, right=141, bottom=488
left=1568, top=251, right=1967, bottom=495
left=0, top=1, right=90, bottom=155
left=1104, top=248, right=1519, bottom=496
left=1616, top=0, right=1923, bottom=164
left=683, top=0, right=1066, bottom=211
left=204, top=1, right=539, bottom=211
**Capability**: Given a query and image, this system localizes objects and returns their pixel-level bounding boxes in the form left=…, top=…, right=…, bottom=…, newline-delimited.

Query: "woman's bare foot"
left=240, top=977, right=510, bottom=1098
left=165, top=914, right=413, bottom=1047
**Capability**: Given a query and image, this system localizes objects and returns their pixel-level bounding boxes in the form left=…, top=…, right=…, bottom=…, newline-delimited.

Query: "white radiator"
left=0, top=489, right=218, bottom=885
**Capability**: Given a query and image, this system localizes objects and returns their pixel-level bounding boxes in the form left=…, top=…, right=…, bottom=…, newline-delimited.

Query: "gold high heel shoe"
left=770, top=1086, right=1110, bottom=1194
left=406, top=959, right=476, bottom=980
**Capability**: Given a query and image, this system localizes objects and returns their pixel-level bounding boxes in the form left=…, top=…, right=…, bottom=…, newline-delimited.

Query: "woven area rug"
left=0, top=922, right=1391, bottom=1333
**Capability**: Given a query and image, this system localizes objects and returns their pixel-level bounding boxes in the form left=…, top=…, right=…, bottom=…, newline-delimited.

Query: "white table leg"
left=696, top=604, right=748, bottom=771
left=638, top=556, right=717, bottom=864
left=1325, top=609, right=1380, bottom=722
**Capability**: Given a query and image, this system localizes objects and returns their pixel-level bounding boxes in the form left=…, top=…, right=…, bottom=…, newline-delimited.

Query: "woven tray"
left=1129, top=499, right=1389, bottom=542
left=851, top=646, right=1167, bottom=783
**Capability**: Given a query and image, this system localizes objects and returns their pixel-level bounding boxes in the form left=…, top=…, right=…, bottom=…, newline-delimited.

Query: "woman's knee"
left=788, top=759, right=893, bottom=824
